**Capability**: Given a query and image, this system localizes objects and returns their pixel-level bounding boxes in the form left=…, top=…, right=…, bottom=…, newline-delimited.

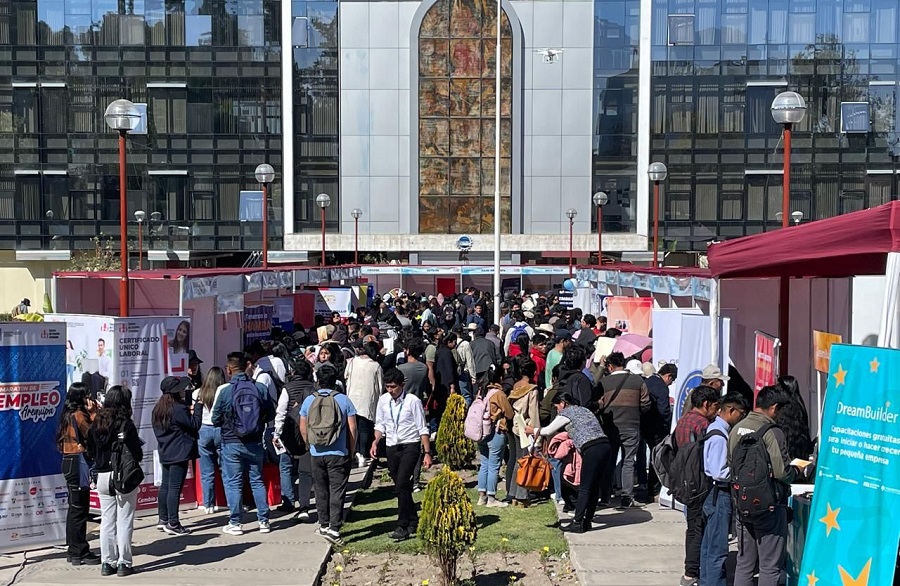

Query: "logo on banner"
left=675, top=370, right=703, bottom=422
left=39, top=329, right=60, bottom=340
left=0, top=382, right=62, bottom=422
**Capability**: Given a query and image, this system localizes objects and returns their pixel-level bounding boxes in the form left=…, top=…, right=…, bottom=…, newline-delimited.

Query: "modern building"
left=2, top=0, right=900, bottom=304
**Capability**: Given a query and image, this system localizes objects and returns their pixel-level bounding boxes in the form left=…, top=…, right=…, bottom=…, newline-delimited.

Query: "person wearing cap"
left=12, top=297, right=30, bottom=316
left=151, top=376, right=203, bottom=536
left=187, top=350, right=204, bottom=388
left=700, top=364, right=729, bottom=391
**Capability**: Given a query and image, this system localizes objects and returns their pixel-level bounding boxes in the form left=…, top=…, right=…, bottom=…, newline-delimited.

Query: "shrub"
left=435, top=393, right=476, bottom=470
left=419, top=465, right=478, bottom=586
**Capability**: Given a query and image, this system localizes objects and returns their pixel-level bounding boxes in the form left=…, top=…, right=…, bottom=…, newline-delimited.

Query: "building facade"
left=1, top=0, right=899, bottom=296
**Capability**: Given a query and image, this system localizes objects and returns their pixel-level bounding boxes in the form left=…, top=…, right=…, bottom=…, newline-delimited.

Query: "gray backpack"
left=307, top=390, right=343, bottom=447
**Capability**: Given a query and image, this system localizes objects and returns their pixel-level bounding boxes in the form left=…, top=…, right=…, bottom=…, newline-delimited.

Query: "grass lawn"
left=341, top=475, right=568, bottom=557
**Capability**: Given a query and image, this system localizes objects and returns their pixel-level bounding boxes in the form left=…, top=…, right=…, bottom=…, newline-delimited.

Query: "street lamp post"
left=648, top=162, right=668, bottom=267
left=134, top=210, right=145, bottom=270
left=316, top=193, right=331, bottom=267
left=592, top=191, right=608, bottom=266
left=254, top=163, right=275, bottom=269
left=566, top=208, right=577, bottom=276
left=771, top=91, right=807, bottom=376
left=351, top=208, right=362, bottom=265
left=104, top=99, right=141, bottom=318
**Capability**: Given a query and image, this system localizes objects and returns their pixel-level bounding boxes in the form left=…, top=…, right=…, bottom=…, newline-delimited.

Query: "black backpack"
left=650, top=433, right=677, bottom=490
left=110, top=421, right=144, bottom=494
left=669, top=428, right=726, bottom=506
left=731, top=423, right=781, bottom=520
left=280, top=403, right=308, bottom=457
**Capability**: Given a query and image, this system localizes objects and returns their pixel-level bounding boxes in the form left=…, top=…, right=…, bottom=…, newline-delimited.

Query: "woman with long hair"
left=475, top=364, right=514, bottom=508
left=505, top=357, right=540, bottom=508
left=152, top=377, right=202, bottom=535
left=194, top=366, right=226, bottom=513
left=774, top=375, right=814, bottom=462
left=56, top=383, right=99, bottom=566
left=344, top=341, right=384, bottom=468
left=170, top=320, right=190, bottom=354
left=87, top=386, right=143, bottom=576
left=507, top=332, right=530, bottom=358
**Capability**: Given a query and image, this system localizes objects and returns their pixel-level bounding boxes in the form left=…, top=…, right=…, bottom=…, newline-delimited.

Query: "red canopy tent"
left=707, top=201, right=900, bottom=279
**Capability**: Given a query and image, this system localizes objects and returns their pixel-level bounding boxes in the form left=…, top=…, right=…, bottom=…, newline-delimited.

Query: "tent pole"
left=178, top=276, right=185, bottom=316
left=779, top=276, right=790, bottom=375
left=710, top=278, right=720, bottom=368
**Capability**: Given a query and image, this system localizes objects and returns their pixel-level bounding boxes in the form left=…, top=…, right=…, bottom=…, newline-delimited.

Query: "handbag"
left=515, top=452, right=551, bottom=492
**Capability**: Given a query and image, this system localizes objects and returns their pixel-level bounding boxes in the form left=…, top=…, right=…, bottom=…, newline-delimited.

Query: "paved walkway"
left=0, top=467, right=367, bottom=586
left=561, top=503, right=686, bottom=586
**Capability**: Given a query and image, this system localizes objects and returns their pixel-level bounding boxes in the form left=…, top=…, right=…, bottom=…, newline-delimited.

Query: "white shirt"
left=256, top=355, right=286, bottom=382
left=193, top=386, right=225, bottom=426
left=373, top=392, right=428, bottom=447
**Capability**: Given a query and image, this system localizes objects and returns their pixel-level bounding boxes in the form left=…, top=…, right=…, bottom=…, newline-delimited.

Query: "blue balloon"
left=563, top=278, right=576, bottom=291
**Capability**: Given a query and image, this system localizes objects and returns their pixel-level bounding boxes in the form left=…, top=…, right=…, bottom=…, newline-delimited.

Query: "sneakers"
left=477, top=494, right=488, bottom=506
left=69, top=552, right=101, bottom=566
left=617, top=497, right=642, bottom=510
left=117, top=564, right=134, bottom=577
left=163, top=523, right=191, bottom=536
left=100, top=563, right=117, bottom=577
left=388, top=527, right=411, bottom=542
left=315, top=527, right=344, bottom=546
left=258, top=521, right=271, bottom=534
left=202, top=506, right=219, bottom=514
left=356, top=453, right=367, bottom=468
left=277, top=498, right=295, bottom=513
left=156, top=519, right=166, bottom=531
left=413, top=485, right=422, bottom=493
left=485, top=496, right=508, bottom=508
left=679, top=577, right=699, bottom=586
left=222, top=523, right=244, bottom=536
left=293, top=509, right=311, bottom=522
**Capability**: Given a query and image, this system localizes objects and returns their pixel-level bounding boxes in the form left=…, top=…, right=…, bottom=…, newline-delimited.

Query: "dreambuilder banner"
left=0, top=323, right=68, bottom=552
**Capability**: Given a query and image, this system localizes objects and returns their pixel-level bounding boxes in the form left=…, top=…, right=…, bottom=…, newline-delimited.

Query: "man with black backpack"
left=672, top=385, right=721, bottom=586
left=299, top=364, right=358, bottom=546
left=273, top=357, right=317, bottom=519
left=699, top=392, right=748, bottom=586
left=727, top=385, right=798, bottom=586
left=211, top=351, right=276, bottom=536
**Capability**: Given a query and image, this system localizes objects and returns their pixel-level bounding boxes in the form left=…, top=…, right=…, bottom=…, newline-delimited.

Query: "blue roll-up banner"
left=0, top=323, right=68, bottom=552
left=798, top=344, right=900, bottom=586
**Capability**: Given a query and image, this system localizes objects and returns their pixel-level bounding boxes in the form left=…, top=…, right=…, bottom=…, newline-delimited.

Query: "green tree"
left=419, top=465, right=478, bottom=586
left=435, top=393, right=476, bottom=470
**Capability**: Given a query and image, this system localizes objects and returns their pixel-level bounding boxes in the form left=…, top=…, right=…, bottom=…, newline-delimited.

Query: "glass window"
left=872, top=0, right=897, bottom=43
left=238, top=14, right=263, bottom=46
left=844, top=0, right=870, bottom=12
left=0, top=88, right=11, bottom=133
left=840, top=102, right=870, bottom=132
left=45, top=176, right=69, bottom=220
left=746, top=86, right=779, bottom=134
left=667, top=191, right=690, bottom=220
left=667, top=14, right=694, bottom=45
left=185, top=14, right=211, bottom=45
left=306, top=3, right=336, bottom=48
left=13, top=88, right=37, bottom=133
left=41, top=87, right=66, bottom=133
left=17, top=177, right=41, bottom=220
left=789, top=13, right=814, bottom=43
left=768, top=0, right=788, bottom=44
left=120, top=14, right=145, bottom=44
left=843, top=12, right=869, bottom=42
left=292, top=16, right=308, bottom=47
left=721, top=13, right=746, bottom=44
left=870, top=84, right=897, bottom=132
left=720, top=192, right=743, bottom=220
left=150, top=89, right=187, bottom=134
left=417, top=0, right=512, bottom=234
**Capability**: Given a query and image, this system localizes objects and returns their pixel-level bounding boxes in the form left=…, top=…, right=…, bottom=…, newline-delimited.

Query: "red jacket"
left=530, top=347, right=547, bottom=385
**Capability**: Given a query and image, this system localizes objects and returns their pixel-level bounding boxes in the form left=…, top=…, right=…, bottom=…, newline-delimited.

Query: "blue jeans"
left=548, top=457, right=564, bottom=503
left=700, top=488, right=731, bottom=586
left=279, top=452, right=298, bottom=502
left=197, top=425, right=221, bottom=508
left=221, top=441, right=269, bottom=525
left=458, top=373, right=473, bottom=407
left=476, top=430, right=506, bottom=496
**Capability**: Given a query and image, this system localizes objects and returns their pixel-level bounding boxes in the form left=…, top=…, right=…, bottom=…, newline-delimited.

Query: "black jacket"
left=470, top=336, right=501, bottom=373
left=575, top=328, right=597, bottom=349
left=88, top=418, right=144, bottom=473
left=643, top=374, right=672, bottom=440
left=153, top=402, right=203, bottom=464
left=558, top=368, right=594, bottom=410
left=284, top=377, right=317, bottom=409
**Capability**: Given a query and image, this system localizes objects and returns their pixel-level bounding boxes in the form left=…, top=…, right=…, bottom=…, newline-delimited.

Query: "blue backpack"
left=509, top=323, right=529, bottom=344
left=231, top=379, right=263, bottom=438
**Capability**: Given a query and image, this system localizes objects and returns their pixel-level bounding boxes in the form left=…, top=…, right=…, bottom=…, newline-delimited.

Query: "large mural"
left=418, top=0, right=513, bottom=234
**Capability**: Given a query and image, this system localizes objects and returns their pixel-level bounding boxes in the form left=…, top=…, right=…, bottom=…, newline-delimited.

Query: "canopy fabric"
left=707, top=201, right=900, bottom=278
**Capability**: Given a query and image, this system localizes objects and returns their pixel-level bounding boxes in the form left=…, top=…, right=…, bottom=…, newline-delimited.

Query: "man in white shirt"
left=370, top=368, right=432, bottom=542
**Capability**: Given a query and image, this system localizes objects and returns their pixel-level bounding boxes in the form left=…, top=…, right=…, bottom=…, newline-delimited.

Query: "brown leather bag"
left=516, top=453, right=551, bottom=492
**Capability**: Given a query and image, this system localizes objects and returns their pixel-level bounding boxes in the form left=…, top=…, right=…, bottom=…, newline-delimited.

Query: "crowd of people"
left=54, top=286, right=816, bottom=586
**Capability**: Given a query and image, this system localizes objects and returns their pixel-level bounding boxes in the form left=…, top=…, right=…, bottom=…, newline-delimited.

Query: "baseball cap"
left=701, top=364, right=730, bottom=381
